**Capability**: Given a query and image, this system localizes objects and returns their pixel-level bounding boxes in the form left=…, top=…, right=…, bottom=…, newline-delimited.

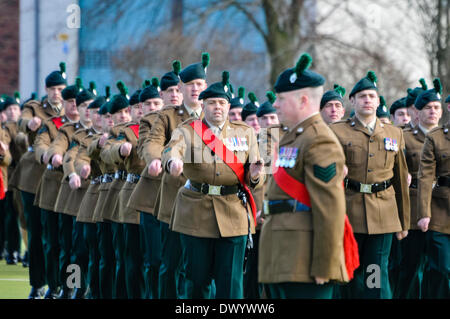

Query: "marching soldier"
left=258, top=53, right=355, bottom=299
left=390, top=97, right=410, bottom=127
left=146, top=53, right=208, bottom=298
left=0, top=124, right=12, bottom=200
left=228, top=86, right=245, bottom=122
left=320, top=84, right=346, bottom=124
left=405, top=79, right=428, bottom=130
left=14, top=63, right=66, bottom=298
left=376, top=96, right=391, bottom=125
left=330, top=71, right=410, bottom=299
left=416, top=79, right=449, bottom=299
left=241, top=93, right=261, bottom=135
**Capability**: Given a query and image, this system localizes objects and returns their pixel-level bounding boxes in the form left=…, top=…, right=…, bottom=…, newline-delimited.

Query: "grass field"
left=0, top=260, right=31, bottom=299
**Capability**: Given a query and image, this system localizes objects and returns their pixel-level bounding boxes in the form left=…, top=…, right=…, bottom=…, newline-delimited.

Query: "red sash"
left=272, top=149, right=359, bottom=280
left=189, top=120, right=257, bottom=225
left=51, top=117, right=64, bottom=130
left=129, top=124, right=139, bottom=139
left=0, top=171, right=5, bottom=200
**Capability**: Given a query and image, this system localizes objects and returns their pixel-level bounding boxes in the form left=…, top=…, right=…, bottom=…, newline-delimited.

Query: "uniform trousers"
left=123, top=223, right=144, bottom=298
left=265, top=282, right=334, bottom=299
left=41, top=208, right=60, bottom=290
left=83, top=222, right=99, bottom=299
left=140, top=212, right=161, bottom=299
left=71, top=220, right=89, bottom=296
left=97, top=221, right=114, bottom=298
left=422, top=231, right=449, bottom=299
left=111, top=221, right=127, bottom=298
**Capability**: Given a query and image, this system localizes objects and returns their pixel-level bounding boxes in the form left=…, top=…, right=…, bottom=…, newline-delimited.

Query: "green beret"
left=320, top=84, right=345, bottom=109
left=108, top=81, right=130, bottom=114
left=139, top=78, right=161, bottom=102
left=179, top=52, right=209, bottom=83
left=2, top=91, right=21, bottom=109
left=198, top=71, right=232, bottom=102
left=445, top=95, right=450, bottom=103
left=241, top=92, right=259, bottom=121
left=129, top=89, right=142, bottom=105
left=161, top=60, right=181, bottom=91
left=45, top=62, right=67, bottom=88
left=76, top=81, right=97, bottom=106
left=376, top=96, right=390, bottom=118
left=256, top=91, right=277, bottom=117
left=406, top=78, right=427, bottom=107
left=62, top=77, right=83, bottom=101
left=349, top=71, right=378, bottom=98
left=89, top=85, right=111, bottom=110
left=389, top=97, right=407, bottom=115
left=98, top=100, right=110, bottom=115
left=415, top=78, right=443, bottom=110
left=230, top=86, right=245, bottom=109
left=274, top=53, right=325, bottom=93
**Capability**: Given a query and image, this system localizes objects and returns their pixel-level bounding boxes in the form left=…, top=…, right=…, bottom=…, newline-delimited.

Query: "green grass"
left=0, top=260, right=31, bottom=299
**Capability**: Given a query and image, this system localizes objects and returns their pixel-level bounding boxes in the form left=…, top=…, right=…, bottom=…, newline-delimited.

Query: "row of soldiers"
left=0, top=52, right=449, bottom=299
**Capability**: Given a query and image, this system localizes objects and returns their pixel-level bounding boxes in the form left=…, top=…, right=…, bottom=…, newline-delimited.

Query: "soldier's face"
left=78, top=100, right=93, bottom=125
left=0, top=111, right=6, bottom=123
left=244, top=114, right=260, bottom=135
left=89, top=109, right=102, bottom=129
left=419, top=102, right=442, bottom=127
left=113, top=107, right=132, bottom=124
left=273, top=90, right=303, bottom=128
left=142, top=98, right=163, bottom=114
left=161, top=86, right=183, bottom=106
left=203, top=97, right=230, bottom=126
left=407, top=105, right=419, bottom=125
left=447, top=103, right=450, bottom=113
left=5, top=104, right=21, bottom=122
left=352, top=90, right=378, bottom=117
left=379, top=117, right=391, bottom=124
left=45, top=85, right=66, bottom=105
left=320, top=101, right=345, bottom=124
left=392, top=108, right=411, bottom=127
left=64, top=98, right=79, bottom=118
left=102, top=113, right=114, bottom=131
left=179, top=80, right=207, bottom=107
left=130, top=103, right=144, bottom=123
left=258, top=113, right=279, bottom=128
left=228, top=108, right=242, bottom=122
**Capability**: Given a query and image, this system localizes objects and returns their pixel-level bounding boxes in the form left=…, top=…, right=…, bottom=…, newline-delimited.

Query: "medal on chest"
left=384, top=137, right=398, bottom=151
left=276, top=147, right=298, bottom=168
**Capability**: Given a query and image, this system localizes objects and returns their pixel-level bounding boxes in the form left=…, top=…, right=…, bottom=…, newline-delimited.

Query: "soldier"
left=228, top=86, right=245, bottom=122
left=146, top=53, right=209, bottom=298
left=320, top=84, right=346, bottom=124
left=257, top=53, right=354, bottom=299
left=14, top=63, right=66, bottom=298
left=376, top=96, right=391, bottom=125
left=162, top=71, right=263, bottom=298
left=74, top=88, right=110, bottom=299
left=330, top=71, right=410, bottom=299
left=241, top=93, right=261, bottom=135
left=416, top=79, right=449, bottom=299
left=256, top=92, right=279, bottom=128
left=389, top=97, right=410, bottom=127
left=0, top=124, right=12, bottom=200
left=405, top=79, right=428, bottom=130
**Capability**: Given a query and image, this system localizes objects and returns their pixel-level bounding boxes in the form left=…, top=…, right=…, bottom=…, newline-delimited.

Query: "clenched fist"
left=98, top=133, right=109, bottom=148
left=52, top=154, right=63, bottom=167
left=148, top=159, right=162, bottom=177
left=120, top=142, right=132, bottom=157
left=27, top=117, right=42, bottom=132
left=80, top=164, right=91, bottom=179
left=169, top=158, right=184, bottom=177
left=69, top=174, right=81, bottom=190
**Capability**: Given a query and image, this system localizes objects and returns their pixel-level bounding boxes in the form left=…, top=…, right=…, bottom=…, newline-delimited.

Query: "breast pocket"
left=437, top=151, right=450, bottom=171
left=344, top=141, right=365, bottom=166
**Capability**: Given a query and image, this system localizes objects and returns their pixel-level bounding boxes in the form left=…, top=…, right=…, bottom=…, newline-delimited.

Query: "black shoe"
left=22, top=251, right=29, bottom=267
left=5, top=255, right=17, bottom=265
left=71, top=288, right=85, bottom=299
left=28, top=287, right=45, bottom=299
left=44, top=288, right=59, bottom=299
left=57, top=289, right=71, bottom=299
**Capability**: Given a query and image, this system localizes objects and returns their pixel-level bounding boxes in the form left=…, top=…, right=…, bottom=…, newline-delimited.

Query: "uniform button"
left=369, top=138, right=374, bottom=142
left=368, top=169, right=372, bottom=172
left=216, top=172, right=220, bottom=176
left=369, top=153, right=374, bottom=157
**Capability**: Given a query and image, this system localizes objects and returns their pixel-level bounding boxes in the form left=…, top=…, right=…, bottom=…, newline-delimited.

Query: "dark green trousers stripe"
left=140, top=212, right=161, bottom=299
left=244, top=230, right=263, bottom=299
left=111, top=222, right=126, bottom=299
left=422, top=231, right=449, bottom=299
left=58, top=214, right=74, bottom=290
left=123, top=223, right=144, bottom=299
left=97, top=221, right=114, bottom=299
left=41, top=209, right=60, bottom=290
left=4, top=191, right=20, bottom=256
left=72, top=221, right=88, bottom=294
left=84, top=223, right=99, bottom=299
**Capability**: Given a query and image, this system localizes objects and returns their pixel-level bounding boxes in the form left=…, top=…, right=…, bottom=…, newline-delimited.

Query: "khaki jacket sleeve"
left=33, top=125, right=51, bottom=164
left=245, top=128, right=264, bottom=188
left=392, top=131, right=411, bottom=230
left=87, top=137, right=102, bottom=160
left=146, top=114, right=169, bottom=162
left=100, top=136, right=125, bottom=166
left=304, top=134, right=346, bottom=279
left=46, top=130, right=70, bottom=161
left=62, top=141, right=80, bottom=177
left=161, top=126, right=187, bottom=170
left=18, top=106, right=35, bottom=133
left=137, top=117, right=152, bottom=163
left=417, top=135, right=435, bottom=220
left=75, top=142, right=91, bottom=175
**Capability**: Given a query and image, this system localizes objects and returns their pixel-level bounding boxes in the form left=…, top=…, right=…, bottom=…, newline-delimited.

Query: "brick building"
left=0, top=0, right=19, bottom=95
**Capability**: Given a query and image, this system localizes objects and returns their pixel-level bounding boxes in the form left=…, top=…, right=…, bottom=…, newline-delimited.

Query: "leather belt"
left=101, top=173, right=114, bottom=184
left=344, top=178, right=392, bottom=194
left=114, top=170, right=127, bottom=180
left=264, top=199, right=311, bottom=216
left=126, top=173, right=140, bottom=184
left=90, top=175, right=103, bottom=185
left=437, top=176, right=450, bottom=187
left=186, top=180, right=239, bottom=196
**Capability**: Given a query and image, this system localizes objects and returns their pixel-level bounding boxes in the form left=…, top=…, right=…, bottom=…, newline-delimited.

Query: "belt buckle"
left=208, top=185, right=221, bottom=196
left=27, top=146, right=34, bottom=152
left=126, top=174, right=132, bottom=183
left=360, top=183, right=372, bottom=194
left=115, top=172, right=121, bottom=179
left=46, top=164, right=53, bottom=170
left=263, top=200, right=269, bottom=216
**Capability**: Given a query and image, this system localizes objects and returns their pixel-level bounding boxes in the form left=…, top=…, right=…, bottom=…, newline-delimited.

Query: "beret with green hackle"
left=62, top=77, right=84, bottom=101
left=139, top=77, right=162, bottom=102
left=320, top=84, right=346, bottom=109
left=414, top=78, right=443, bottom=110
left=76, top=81, right=97, bottom=106
left=161, top=60, right=181, bottom=91
left=230, top=86, right=246, bottom=109
left=241, top=92, right=259, bottom=121
left=198, top=71, right=232, bottom=102
left=89, top=85, right=111, bottom=110
left=108, top=81, right=130, bottom=114
left=256, top=91, right=277, bottom=117
left=376, top=96, right=390, bottom=118
left=349, top=71, right=378, bottom=98
left=179, top=52, right=210, bottom=83
left=45, top=62, right=68, bottom=88
left=405, top=78, right=428, bottom=107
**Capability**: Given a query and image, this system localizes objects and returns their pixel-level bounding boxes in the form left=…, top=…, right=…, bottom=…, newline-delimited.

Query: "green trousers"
left=111, top=222, right=126, bottom=299
left=266, top=282, right=334, bottom=299
left=21, top=191, right=45, bottom=288
left=422, top=231, right=449, bottom=299
left=123, top=223, right=144, bottom=299
left=71, top=221, right=88, bottom=296
left=140, top=212, right=161, bottom=299
left=180, top=233, right=246, bottom=299
left=243, top=230, right=263, bottom=299
left=84, top=223, right=99, bottom=299
left=58, top=214, right=74, bottom=292
left=41, top=209, right=60, bottom=290
left=340, top=233, right=393, bottom=299
left=97, top=221, right=114, bottom=299
left=3, top=191, right=21, bottom=258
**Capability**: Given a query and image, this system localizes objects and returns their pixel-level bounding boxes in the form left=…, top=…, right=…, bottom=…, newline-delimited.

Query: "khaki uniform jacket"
left=100, top=122, right=128, bottom=222
left=258, top=114, right=348, bottom=284
left=127, top=112, right=163, bottom=214
left=417, top=124, right=450, bottom=234
left=2, top=122, right=28, bottom=188
left=75, top=130, right=103, bottom=223
left=145, top=104, right=198, bottom=224
left=404, top=127, right=426, bottom=230
left=33, top=115, right=69, bottom=210
left=15, top=99, right=63, bottom=193
left=330, top=117, right=410, bottom=234
left=0, top=125, right=12, bottom=190
left=162, top=118, right=262, bottom=238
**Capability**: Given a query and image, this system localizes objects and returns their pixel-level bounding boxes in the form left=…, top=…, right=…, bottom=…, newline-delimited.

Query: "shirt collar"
left=184, top=104, right=202, bottom=118
left=290, top=112, right=319, bottom=132
left=356, top=115, right=376, bottom=132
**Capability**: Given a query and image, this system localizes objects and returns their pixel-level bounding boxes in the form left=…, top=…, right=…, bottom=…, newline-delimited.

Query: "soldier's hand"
left=250, top=159, right=264, bottom=180
left=27, top=117, right=42, bottom=132
left=315, top=277, right=329, bottom=285
left=98, top=133, right=109, bottom=148
left=256, top=210, right=265, bottom=226
left=418, top=218, right=430, bottom=232
left=407, top=173, right=412, bottom=187
left=343, top=164, right=348, bottom=177
left=69, top=174, right=81, bottom=190
left=80, top=164, right=91, bottom=179
left=120, top=142, right=132, bottom=157
left=396, top=230, right=408, bottom=240
left=0, top=141, right=8, bottom=154
left=169, top=158, right=184, bottom=177
left=52, top=154, right=63, bottom=167
left=148, top=159, right=162, bottom=176
left=42, top=151, right=50, bottom=164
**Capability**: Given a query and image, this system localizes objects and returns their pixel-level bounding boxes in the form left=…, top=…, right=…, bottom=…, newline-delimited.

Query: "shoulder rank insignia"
left=313, top=163, right=336, bottom=183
